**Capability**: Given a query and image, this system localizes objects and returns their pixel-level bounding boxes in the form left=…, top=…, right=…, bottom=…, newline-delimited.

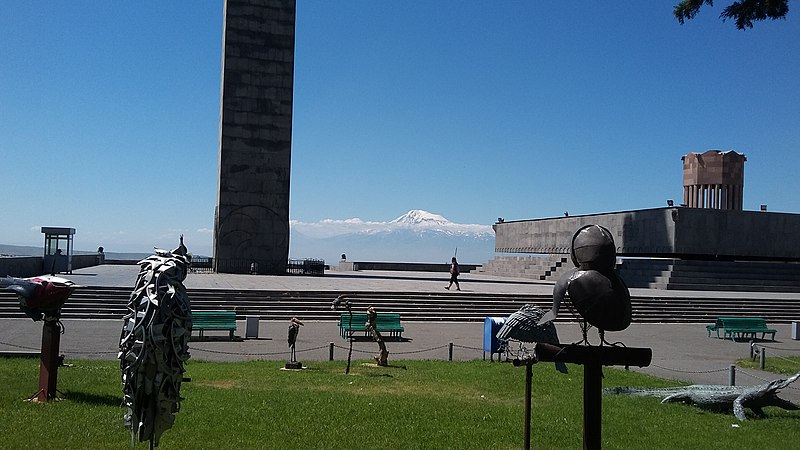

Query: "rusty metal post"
left=37, top=319, right=61, bottom=401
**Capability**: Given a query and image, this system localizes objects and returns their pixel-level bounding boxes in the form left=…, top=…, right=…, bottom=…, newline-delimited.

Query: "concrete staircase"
left=618, top=259, right=800, bottom=293
left=3, top=286, right=799, bottom=323
left=476, top=255, right=570, bottom=281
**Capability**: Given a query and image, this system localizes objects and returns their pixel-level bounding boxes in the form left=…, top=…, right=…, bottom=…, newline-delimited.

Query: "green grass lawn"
left=736, top=355, right=800, bottom=376
left=1, top=358, right=798, bottom=449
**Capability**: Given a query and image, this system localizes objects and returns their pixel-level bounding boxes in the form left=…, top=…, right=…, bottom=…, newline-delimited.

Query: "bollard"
left=448, top=343, right=453, bottom=361
left=729, top=365, right=736, bottom=386
left=329, top=342, right=334, bottom=361
left=759, top=348, right=766, bottom=370
left=750, top=340, right=755, bottom=360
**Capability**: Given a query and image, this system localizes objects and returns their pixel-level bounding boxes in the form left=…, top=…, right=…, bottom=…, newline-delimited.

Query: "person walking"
left=445, top=256, right=461, bottom=291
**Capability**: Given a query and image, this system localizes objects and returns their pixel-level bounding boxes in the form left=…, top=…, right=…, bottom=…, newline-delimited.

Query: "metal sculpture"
left=331, top=295, right=354, bottom=374
left=286, top=317, right=304, bottom=369
left=366, top=306, right=389, bottom=366
left=497, top=304, right=568, bottom=374
left=119, top=238, right=192, bottom=448
left=605, top=372, right=800, bottom=420
left=539, top=224, right=632, bottom=345
left=1, top=274, right=76, bottom=401
left=508, top=225, right=648, bottom=449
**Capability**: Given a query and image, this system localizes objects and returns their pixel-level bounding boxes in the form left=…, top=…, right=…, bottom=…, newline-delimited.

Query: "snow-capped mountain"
left=289, top=210, right=495, bottom=264
left=390, top=210, right=450, bottom=226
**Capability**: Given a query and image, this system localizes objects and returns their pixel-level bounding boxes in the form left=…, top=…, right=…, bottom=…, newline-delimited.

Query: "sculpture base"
left=284, top=361, right=303, bottom=370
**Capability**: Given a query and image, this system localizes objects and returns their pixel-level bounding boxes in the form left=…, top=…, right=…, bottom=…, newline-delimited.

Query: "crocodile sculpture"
left=604, top=372, right=800, bottom=420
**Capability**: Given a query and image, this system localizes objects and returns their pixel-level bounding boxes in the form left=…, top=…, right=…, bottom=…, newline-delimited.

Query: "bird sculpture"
left=497, top=304, right=568, bottom=373
left=287, top=317, right=304, bottom=364
left=538, top=224, right=632, bottom=345
left=119, top=237, right=192, bottom=448
left=1, top=275, right=76, bottom=321
left=331, top=295, right=355, bottom=374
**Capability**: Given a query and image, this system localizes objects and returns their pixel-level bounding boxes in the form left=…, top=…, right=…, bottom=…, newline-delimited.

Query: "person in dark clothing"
left=445, top=256, right=461, bottom=291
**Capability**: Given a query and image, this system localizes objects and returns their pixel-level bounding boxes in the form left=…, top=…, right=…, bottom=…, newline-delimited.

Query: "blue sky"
left=2, top=1, right=798, bottom=256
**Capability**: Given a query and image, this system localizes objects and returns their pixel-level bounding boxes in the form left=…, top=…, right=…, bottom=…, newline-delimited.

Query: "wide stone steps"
left=2, top=287, right=799, bottom=324
left=478, top=255, right=571, bottom=281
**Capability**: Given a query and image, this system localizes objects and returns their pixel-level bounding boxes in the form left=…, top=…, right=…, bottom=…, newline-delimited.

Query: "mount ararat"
left=289, top=210, right=496, bottom=265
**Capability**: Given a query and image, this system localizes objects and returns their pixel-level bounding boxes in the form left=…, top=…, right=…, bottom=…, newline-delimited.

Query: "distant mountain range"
left=2, top=210, right=498, bottom=266
left=289, top=209, right=496, bottom=265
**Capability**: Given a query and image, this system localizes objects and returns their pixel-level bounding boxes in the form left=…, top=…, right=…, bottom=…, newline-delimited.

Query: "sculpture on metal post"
left=366, top=306, right=389, bottom=366
left=503, top=225, right=649, bottom=450
left=331, top=295, right=354, bottom=374
left=285, top=317, right=304, bottom=369
left=538, top=224, right=632, bottom=345
left=1, top=274, right=76, bottom=401
left=118, top=237, right=192, bottom=448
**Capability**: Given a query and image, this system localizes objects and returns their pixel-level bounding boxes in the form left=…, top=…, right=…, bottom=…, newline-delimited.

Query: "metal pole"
left=583, top=363, right=602, bottom=450
left=749, top=341, right=755, bottom=360
left=448, top=342, right=453, bottom=361
left=759, top=348, right=766, bottom=370
left=729, top=364, right=736, bottom=386
left=329, top=342, right=334, bottom=361
left=346, top=308, right=353, bottom=375
left=524, top=362, right=532, bottom=450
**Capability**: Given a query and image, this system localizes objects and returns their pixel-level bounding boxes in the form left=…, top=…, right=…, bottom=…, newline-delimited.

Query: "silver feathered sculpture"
left=119, top=237, right=192, bottom=448
left=497, top=304, right=568, bottom=373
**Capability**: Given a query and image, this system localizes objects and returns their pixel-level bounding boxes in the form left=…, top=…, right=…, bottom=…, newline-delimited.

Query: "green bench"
left=192, top=311, right=237, bottom=340
left=706, top=317, right=777, bottom=342
left=337, top=312, right=405, bottom=339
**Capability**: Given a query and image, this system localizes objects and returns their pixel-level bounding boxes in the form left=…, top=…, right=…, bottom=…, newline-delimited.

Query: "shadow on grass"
left=64, top=390, right=121, bottom=407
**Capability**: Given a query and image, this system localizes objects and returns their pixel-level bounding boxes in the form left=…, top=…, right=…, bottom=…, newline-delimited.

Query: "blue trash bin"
left=484, top=316, right=507, bottom=361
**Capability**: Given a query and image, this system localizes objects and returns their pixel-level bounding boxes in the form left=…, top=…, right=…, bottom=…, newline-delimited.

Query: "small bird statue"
left=497, top=304, right=568, bottom=373
left=1, top=275, right=76, bottom=321
left=539, top=224, right=632, bottom=345
left=287, top=317, right=304, bottom=364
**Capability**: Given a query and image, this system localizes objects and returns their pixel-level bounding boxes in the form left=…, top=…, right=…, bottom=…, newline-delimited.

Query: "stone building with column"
left=485, top=150, right=800, bottom=291
left=682, top=150, right=746, bottom=210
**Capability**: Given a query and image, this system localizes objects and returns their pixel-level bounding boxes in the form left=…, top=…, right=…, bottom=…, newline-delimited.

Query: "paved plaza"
left=1, top=264, right=799, bottom=402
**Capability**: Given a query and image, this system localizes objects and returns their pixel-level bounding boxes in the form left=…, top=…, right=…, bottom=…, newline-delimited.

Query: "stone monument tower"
left=681, top=150, right=746, bottom=210
left=214, top=0, right=296, bottom=274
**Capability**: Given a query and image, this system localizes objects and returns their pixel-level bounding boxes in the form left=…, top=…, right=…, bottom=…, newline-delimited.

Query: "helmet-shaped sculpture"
left=540, top=224, right=632, bottom=340
left=571, top=224, right=616, bottom=271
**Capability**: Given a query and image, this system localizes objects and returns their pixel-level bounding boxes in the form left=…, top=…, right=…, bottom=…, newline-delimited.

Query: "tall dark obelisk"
left=214, top=0, right=296, bottom=274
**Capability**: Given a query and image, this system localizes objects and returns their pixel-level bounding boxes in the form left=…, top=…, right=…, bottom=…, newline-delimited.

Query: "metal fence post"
left=448, top=342, right=453, bottom=361
left=329, top=342, right=334, bottom=361
left=759, top=348, right=766, bottom=370
left=749, top=340, right=755, bottom=360
left=729, top=364, right=736, bottom=386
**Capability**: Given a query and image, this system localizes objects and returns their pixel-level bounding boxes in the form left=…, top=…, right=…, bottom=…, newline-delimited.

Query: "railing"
left=287, top=258, right=325, bottom=276
left=189, top=257, right=325, bottom=276
left=189, top=256, right=213, bottom=274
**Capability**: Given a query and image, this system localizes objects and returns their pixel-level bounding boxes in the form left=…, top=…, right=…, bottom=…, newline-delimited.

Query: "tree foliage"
left=674, top=0, right=789, bottom=29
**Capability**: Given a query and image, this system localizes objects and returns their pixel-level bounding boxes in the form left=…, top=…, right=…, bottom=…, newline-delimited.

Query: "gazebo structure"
left=41, top=227, right=75, bottom=274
